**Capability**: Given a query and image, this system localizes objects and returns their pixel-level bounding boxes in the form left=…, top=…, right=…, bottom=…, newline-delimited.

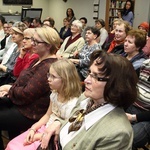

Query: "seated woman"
left=59, top=18, right=72, bottom=43
left=107, top=20, right=132, bottom=55
left=6, top=59, right=81, bottom=150
left=138, top=22, right=150, bottom=57
left=123, top=29, right=147, bottom=76
left=0, top=22, right=28, bottom=85
left=95, top=19, right=108, bottom=47
left=56, top=20, right=85, bottom=59
left=42, top=18, right=58, bottom=33
left=40, top=50, right=138, bottom=150
left=126, top=58, right=150, bottom=150
left=13, top=28, right=39, bottom=77
left=70, top=26, right=101, bottom=81
left=0, top=21, right=15, bottom=61
left=103, top=18, right=122, bottom=50
left=0, top=26, right=60, bottom=150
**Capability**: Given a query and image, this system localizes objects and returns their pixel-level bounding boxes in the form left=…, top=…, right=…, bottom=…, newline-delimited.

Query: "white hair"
left=72, top=20, right=83, bottom=31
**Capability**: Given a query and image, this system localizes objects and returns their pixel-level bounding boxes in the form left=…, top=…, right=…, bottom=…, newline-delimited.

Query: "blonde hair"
left=23, top=28, right=35, bottom=37
left=51, top=59, right=81, bottom=102
left=35, top=26, right=60, bottom=54
left=117, top=20, right=132, bottom=34
left=113, top=18, right=122, bottom=24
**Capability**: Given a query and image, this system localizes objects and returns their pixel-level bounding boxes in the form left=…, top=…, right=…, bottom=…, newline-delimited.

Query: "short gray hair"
left=72, top=20, right=83, bottom=31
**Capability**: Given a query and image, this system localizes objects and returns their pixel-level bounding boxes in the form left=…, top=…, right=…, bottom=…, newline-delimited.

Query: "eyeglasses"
left=86, top=71, right=109, bottom=82
left=47, top=73, right=61, bottom=80
left=31, top=37, right=46, bottom=46
left=23, top=37, right=32, bottom=40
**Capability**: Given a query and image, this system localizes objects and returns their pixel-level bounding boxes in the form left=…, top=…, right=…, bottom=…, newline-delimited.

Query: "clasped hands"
left=24, top=121, right=61, bottom=150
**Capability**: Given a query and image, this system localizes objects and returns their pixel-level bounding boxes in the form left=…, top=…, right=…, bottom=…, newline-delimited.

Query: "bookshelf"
left=105, top=0, right=135, bottom=32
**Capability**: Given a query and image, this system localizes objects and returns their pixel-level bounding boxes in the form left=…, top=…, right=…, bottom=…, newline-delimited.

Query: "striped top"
left=134, top=59, right=150, bottom=111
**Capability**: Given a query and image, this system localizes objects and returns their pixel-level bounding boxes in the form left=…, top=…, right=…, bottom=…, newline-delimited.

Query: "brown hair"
left=127, top=29, right=147, bottom=51
left=90, top=50, right=138, bottom=109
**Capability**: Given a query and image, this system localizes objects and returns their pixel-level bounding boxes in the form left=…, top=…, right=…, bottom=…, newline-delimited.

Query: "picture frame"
left=3, top=0, right=32, bottom=5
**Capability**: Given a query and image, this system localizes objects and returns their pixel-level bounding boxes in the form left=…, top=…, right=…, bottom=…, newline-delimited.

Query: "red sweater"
left=13, top=52, right=39, bottom=77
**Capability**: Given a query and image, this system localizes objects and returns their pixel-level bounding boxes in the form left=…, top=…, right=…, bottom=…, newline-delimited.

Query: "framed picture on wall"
left=3, top=0, right=32, bottom=5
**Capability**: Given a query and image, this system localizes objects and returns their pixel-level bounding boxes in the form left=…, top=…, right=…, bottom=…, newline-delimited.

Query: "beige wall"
left=47, top=0, right=95, bottom=31
left=48, top=0, right=150, bottom=31
left=0, top=0, right=149, bottom=31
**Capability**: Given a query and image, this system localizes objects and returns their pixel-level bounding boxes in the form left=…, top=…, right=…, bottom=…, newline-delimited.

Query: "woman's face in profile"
left=84, top=61, right=107, bottom=101
left=115, top=24, right=126, bottom=42
left=23, top=32, right=32, bottom=50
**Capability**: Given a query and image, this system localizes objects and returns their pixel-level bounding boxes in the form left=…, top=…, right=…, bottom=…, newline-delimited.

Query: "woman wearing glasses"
left=0, top=26, right=60, bottom=150
left=69, top=26, right=101, bottom=81
left=13, top=28, right=39, bottom=77
left=41, top=50, right=137, bottom=150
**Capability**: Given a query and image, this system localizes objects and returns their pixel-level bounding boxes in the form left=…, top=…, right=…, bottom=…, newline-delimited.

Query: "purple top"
left=122, top=11, right=134, bottom=26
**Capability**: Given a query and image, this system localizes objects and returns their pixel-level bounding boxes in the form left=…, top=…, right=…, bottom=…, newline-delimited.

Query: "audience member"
left=57, top=20, right=85, bottom=58
left=0, top=22, right=9, bottom=50
left=0, top=22, right=27, bottom=85
left=22, top=17, right=34, bottom=28
left=32, top=17, right=42, bottom=28
left=107, top=20, right=132, bottom=55
left=70, top=26, right=101, bottom=81
left=95, top=19, right=108, bottom=47
left=42, top=18, right=58, bottom=33
left=138, top=22, right=150, bottom=57
left=121, top=0, right=134, bottom=26
left=6, top=59, right=81, bottom=150
left=41, top=50, right=138, bottom=150
left=126, top=58, right=150, bottom=150
left=66, top=8, right=76, bottom=25
left=123, top=29, right=147, bottom=76
left=8, top=21, right=15, bottom=35
left=59, top=18, right=72, bottom=43
left=0, top=21, right=15, bottom=61
left=13, top=28, right=39, bottom=77
left=0, top=26, right=60, bottom=150
left=103, top=18, right=122, bottom=50
left=0, top=15, right=5, bottom=41
left=79, top=17, right=88, bottom=39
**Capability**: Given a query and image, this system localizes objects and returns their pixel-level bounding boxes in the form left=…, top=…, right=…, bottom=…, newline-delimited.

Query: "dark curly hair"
left=122, top=0, right=134, bottom=16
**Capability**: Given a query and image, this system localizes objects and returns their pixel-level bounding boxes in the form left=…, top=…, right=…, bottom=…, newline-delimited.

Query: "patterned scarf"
left=68, top=99, right=108, bottom=133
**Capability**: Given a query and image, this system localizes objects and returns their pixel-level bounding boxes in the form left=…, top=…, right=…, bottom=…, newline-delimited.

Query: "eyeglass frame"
left=31, top=37, right=46, bottom=45
left=23, top=37, right=32, bottom=40
left=86, top=71, right=109, bottom=82
left=47, top=73, right=61, bottom=80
